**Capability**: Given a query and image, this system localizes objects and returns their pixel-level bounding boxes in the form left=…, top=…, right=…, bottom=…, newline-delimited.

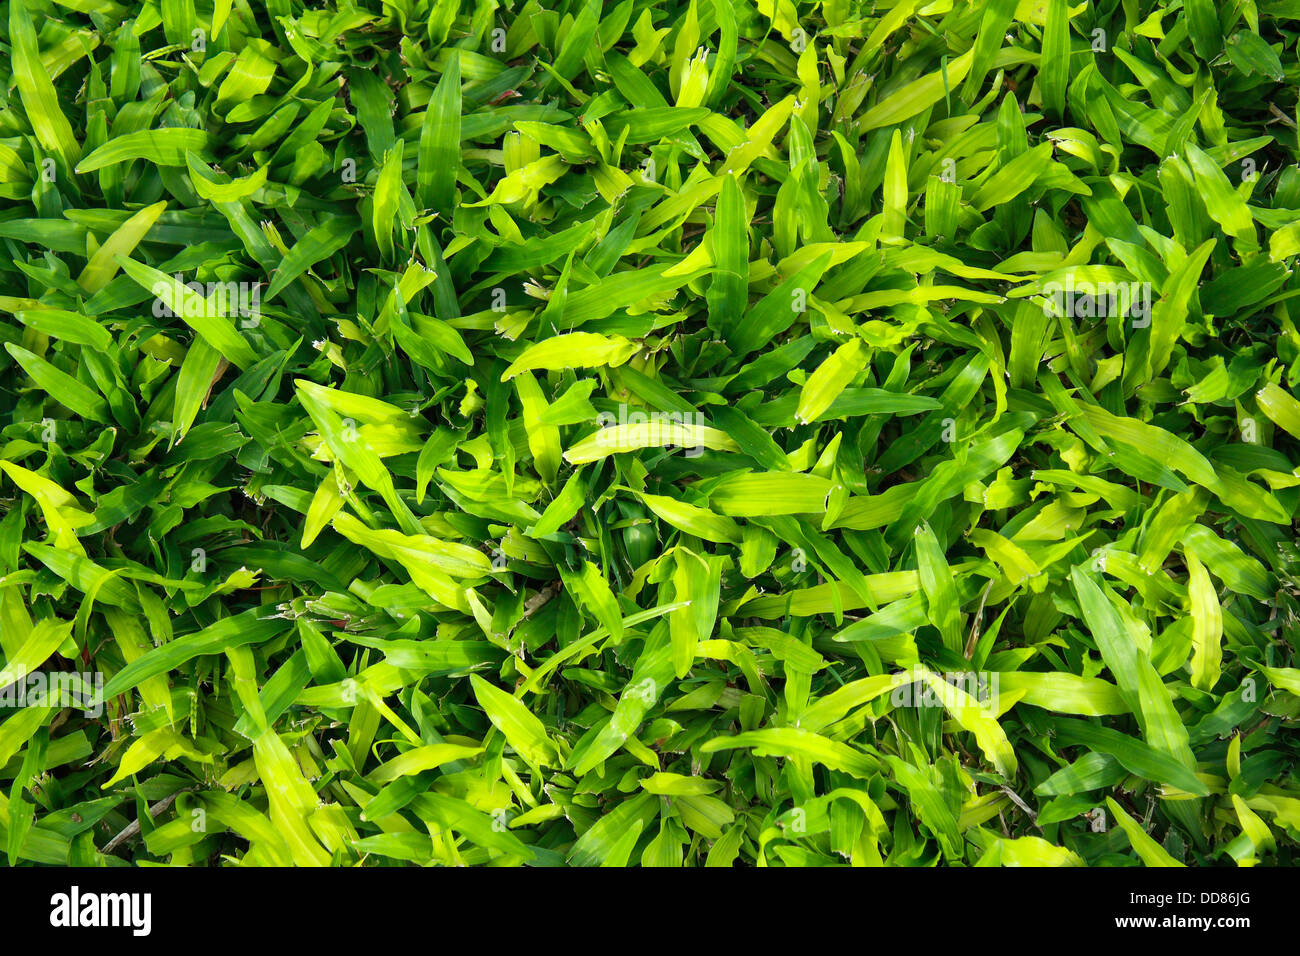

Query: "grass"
left=0, top=0, right=1298, bottom=867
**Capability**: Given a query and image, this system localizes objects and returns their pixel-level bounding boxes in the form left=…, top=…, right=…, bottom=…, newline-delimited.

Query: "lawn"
left=0, top=0, right=1298, bottom=867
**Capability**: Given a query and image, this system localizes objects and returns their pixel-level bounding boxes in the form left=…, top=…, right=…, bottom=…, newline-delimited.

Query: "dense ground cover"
left=1, top=0, right=1299, bottom=866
